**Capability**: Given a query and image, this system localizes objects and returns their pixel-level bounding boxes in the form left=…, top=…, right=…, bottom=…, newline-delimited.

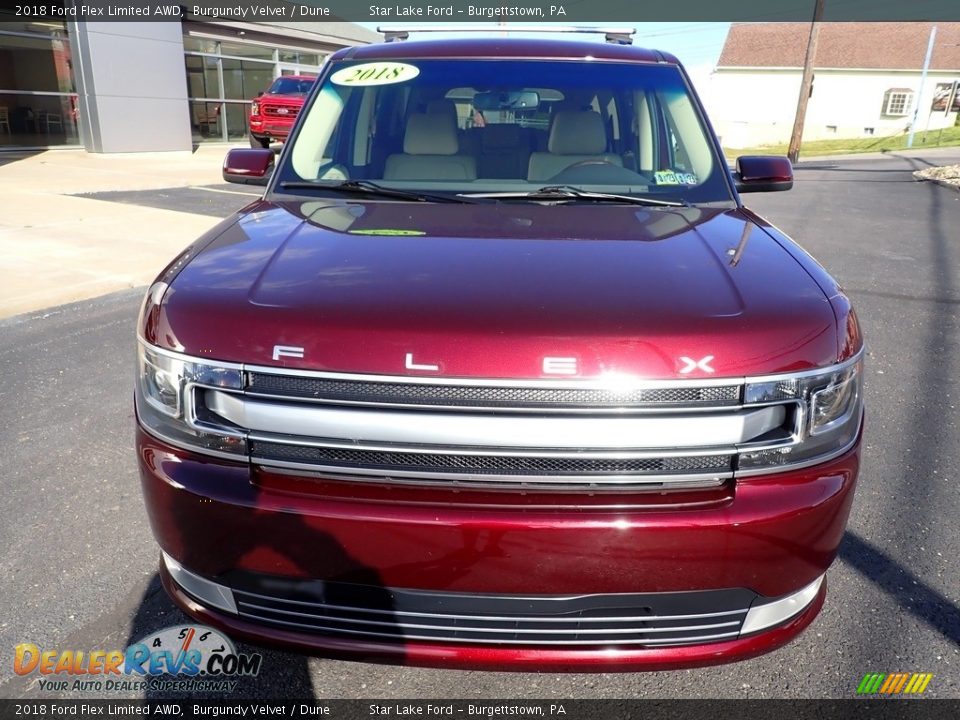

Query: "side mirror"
left=257, top=91, right=264, bottom=97
left=223, top=148, right=273, bottom=186
left=734, top=155, right=793, bottom=193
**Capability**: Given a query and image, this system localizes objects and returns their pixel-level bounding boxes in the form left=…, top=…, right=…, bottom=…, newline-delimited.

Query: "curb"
left=912, top=172, right=960, bottom=194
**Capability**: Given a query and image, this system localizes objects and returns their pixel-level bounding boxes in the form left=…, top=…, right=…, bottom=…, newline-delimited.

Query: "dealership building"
left=0, top=14, right=378, bottom=152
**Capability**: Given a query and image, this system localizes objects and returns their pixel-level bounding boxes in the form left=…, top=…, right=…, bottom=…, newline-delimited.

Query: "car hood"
left=259, top=94, right=306, bottom=103
left=147, top=198, right=840, bottom=379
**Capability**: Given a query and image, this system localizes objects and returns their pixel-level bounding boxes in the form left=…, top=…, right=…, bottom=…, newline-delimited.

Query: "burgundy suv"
left=136, top=30, right=863, bottom=671
left=248, top=75, right=315, bottom=148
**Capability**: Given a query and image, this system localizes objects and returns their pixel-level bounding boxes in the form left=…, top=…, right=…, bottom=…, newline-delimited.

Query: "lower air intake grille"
left=228, top=576, right=755, bottom=647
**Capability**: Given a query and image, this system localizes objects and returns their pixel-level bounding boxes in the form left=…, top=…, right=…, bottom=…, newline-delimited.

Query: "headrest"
left=426, top=99, right=458, bottom=121
left=548, top=111, right=607, bottom=155
left=482, top=123, right=523, bottom=150
left=403, top=113, right=459, bottom=155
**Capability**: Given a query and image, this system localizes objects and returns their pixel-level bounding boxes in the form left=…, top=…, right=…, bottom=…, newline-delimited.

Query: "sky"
left=354, top=22, right=733, bottom=92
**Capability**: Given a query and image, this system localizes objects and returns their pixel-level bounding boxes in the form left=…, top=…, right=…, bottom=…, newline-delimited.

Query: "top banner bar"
left=3, top=1, right=960, bottom=23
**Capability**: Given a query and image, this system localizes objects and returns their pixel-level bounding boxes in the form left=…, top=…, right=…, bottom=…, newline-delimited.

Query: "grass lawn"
left=724, top=124, right=960, bottom=159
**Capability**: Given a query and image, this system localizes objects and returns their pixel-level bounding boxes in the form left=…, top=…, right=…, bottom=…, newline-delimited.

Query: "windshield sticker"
left=654, top=170, right=698, bottom=186
left=348, top=228, right=426, bottom=236
left=331, top=63, right=420, bottom=87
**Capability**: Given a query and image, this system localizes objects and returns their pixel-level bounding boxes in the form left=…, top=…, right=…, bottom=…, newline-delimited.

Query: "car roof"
left=334, top=37, right=680, bottom=66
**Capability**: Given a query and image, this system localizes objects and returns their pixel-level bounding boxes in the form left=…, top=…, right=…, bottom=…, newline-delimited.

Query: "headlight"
left=136, top=342, right=247, bottom=457
left=810, top=368, right=859, bottom=434
left=738, top=354, right=863, bottom=475
left=250, top=101, right=260, bottom=116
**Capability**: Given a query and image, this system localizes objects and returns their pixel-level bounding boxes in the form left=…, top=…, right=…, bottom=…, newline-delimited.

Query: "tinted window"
left=283, top=58, right=731, bottom=205
left=269, top=77, right=315, bottom=94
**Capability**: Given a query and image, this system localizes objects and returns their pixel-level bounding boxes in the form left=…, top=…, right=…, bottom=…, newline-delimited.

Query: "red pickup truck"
left=136, top=29, right=863, bottom=671
left=248, top=75, right=315, bottom=148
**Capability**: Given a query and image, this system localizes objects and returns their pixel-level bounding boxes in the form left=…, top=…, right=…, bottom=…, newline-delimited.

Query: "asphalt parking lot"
left=1, top=151, right=958, bottom=701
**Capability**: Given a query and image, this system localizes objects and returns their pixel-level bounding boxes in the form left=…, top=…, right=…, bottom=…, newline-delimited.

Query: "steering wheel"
left=547, top=160, right=647, bottom=185
left=561, top=159, right=620, bottom=171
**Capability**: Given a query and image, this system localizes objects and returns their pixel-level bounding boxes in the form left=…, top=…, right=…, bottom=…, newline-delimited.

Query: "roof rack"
left=378, top=25, right=636, bottom=45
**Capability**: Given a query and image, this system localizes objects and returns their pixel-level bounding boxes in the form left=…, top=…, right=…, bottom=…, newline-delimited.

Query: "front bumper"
left=137, top=426, right=859, bottom=671
left=249, top=117, right=293, bottom=140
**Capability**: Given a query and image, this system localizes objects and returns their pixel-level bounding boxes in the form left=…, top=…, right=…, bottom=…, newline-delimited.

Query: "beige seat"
left=384, top=114, right=477, bottom=181
left=527, top=110, right=622, bottom=182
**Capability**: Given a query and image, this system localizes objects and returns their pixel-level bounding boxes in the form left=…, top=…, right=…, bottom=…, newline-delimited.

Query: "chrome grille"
left=262, top=104, right=300, bottom=118
left=246, top=372, right=741, bottom=410
left=196, top=368, right=780, bottom=489
left=251, top=441, right=734, bottom=477
left=229, top=578, right=754, bottom=647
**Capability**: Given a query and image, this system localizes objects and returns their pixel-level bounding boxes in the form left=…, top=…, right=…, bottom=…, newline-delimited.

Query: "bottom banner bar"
left=0, top=699, right=957, bottom=720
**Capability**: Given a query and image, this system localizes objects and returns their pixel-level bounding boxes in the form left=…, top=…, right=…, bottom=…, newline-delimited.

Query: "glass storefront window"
left=0, top=32, right=75, bottom=94
left=185, top=55, right=219, bottom=101
left=218, top=41, right=275, bottom=61
left=0, top=26, right=78, bottom=148
left=222, top=58, right=274, bottom=101
left=279, top=50, right=322, bottom=66
left=188, top=100, right=223, bottom=142
left=0, top=92, right=79, bottom=146
left=0, top=17, right=68, bottom=37
left=183, top=33, right=324, bottom=143
left=223, top=103, right=250, bottom=142
left=183, top=36, right=218, bottom=54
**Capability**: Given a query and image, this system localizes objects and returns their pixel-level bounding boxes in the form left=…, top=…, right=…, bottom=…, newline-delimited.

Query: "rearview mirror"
left=473, top=90, right=540, bottom=112
left=735, top=155, right=793, bottom=193
left=223, top=148, right=273, bottom=186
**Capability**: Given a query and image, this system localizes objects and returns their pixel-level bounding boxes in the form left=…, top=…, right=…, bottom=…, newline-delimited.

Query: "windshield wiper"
left=460, top=185, right=687, bottom=207
left=278, top=179, right=478, bottom=204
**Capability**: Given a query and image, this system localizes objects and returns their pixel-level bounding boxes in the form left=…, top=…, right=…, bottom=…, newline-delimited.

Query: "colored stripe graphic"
left=857, top=672, right=932, bottom=695
left=856, top=673, right=885, bottom=694
left=892, top=673, right=909, bottom=693
left=879, top=674, right=898, bottom=693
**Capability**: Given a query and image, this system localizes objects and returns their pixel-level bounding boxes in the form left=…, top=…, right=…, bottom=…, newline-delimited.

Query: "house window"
left=826, top=125, right=837, bottom=134
left=864, top=127, right=875, bottom=136
left=882, top=89, right=913, bottom=116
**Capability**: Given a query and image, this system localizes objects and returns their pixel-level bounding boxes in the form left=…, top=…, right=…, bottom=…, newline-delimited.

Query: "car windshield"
left=269, top=77, right=315, bottom=94
left=279, top=57, right=732, bottom=205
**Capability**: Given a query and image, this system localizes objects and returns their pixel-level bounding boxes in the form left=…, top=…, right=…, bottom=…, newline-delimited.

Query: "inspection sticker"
left=331, top=62, right=420, bottom=87
left=654, top=170, right=698, bottom=185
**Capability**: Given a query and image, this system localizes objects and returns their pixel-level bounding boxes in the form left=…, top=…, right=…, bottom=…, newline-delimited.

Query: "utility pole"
left=787, top=0, right=825, bottom=164
left=907, top=25, right=937, bottom=149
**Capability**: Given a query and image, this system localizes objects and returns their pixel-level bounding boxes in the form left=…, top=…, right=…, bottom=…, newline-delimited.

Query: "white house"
left=708, top=22, right=960, bottom=148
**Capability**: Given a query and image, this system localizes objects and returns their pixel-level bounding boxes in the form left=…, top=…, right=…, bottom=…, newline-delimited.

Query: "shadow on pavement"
left=125, top=462, right=402, bottom=700
left=839, top=532, right=960, bottom=645
left=838, top=151, right=960, bottom=657
left=123, top=574, right=316, bottom=699
left=0, top=149, right=43, bottom=168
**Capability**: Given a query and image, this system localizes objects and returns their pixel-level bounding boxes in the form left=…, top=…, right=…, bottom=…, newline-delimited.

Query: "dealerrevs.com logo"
left=14, top=625, right=262, bottom=693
